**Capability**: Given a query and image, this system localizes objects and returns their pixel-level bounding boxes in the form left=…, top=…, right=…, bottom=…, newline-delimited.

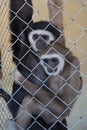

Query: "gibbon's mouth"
left=43, top=65, right=60, bottom=76
left=47, top=67, right=57, bottom=73
left=46, top=67, right=58, bottom=76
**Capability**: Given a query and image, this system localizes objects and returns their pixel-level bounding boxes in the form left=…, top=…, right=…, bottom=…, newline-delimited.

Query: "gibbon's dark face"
left=27, top=21, right=61, bottom=52
left=40, top=53, right=65, bottom=76
left=28, top=29, right=55, bottom=52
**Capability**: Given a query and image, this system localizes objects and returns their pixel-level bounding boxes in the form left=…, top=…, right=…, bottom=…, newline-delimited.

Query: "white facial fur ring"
left=40, top=53, right=65, bottom=76
left=28, top=29, right=55, bottom=52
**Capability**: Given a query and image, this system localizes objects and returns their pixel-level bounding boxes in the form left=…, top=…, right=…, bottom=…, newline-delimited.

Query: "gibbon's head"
left=38, top=43, right=69, bottom=76
left=40, top=53, right=64, bottom=76
left=27, top=21, right=61, bottom=52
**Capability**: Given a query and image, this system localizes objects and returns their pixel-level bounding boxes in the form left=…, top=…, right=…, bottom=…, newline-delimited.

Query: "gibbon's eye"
left=42, top=35, right=49, bottom=41
left=43, top=58, right=49, bottom=64
left=33, top=34, right=39, bottom=40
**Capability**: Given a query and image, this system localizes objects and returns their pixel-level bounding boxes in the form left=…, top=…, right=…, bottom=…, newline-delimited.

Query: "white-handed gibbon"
left=0, top=42, right=82, bottom=130
left=13, top=42, right=82, bottom=130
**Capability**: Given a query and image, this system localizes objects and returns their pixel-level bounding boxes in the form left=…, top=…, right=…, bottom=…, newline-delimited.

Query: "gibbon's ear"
left=48, top=0, right=64, bottom=31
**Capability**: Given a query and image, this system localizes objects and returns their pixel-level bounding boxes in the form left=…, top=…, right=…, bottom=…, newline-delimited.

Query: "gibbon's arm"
left=16, top=74, right=69, bottom=117
left=10, top=0, right=33, bottom=64
left=48, top=0, right=65, bottom=45
left=16, top=75, right=55, bottom=105
left=0, top=87, right=11, bottom=103
left=14, top=75, right=66, bottom=130
left=48, top=0, right=64, bottom=31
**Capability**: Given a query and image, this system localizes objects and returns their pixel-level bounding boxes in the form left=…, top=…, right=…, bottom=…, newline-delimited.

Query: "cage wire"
left=0, top=0, right=87, bottom=130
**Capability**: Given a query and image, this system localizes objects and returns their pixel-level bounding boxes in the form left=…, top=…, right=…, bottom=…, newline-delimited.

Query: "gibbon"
left=0, top=42, right=82, bottom=130
left=15, top=42, right=82, bottom=130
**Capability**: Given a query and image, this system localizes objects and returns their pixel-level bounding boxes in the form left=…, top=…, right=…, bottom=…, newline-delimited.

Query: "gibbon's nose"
left=36, top=38, right=47, bottom=51
left=43, top=57, right=59, bottom=69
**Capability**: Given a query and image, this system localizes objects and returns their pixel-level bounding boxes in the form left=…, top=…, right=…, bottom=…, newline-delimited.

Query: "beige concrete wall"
left=0, top=0, right=87, bottom=129
left=63, top=1, right=87, bottom=129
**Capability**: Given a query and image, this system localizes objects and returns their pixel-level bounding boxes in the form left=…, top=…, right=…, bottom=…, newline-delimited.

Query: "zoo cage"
left=0, top=0, right=87, bottom=130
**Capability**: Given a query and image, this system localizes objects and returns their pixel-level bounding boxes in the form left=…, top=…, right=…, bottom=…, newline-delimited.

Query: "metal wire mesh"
left=0, top=0, right=87, bottom=130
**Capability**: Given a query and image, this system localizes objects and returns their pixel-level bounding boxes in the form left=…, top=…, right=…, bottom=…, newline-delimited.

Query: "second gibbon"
left=11, top=42, right=82, bottom=130
left=0, top=42, right=82, bottom=130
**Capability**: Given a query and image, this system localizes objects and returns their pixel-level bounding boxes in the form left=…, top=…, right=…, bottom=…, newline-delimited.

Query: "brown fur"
left=48, top=0, right=65, bottom=46
left=48, top=0, right=64, bottom=31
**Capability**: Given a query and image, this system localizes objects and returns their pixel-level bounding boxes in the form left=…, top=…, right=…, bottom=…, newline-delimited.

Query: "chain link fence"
left=0, top=0, right=87, bottom=130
